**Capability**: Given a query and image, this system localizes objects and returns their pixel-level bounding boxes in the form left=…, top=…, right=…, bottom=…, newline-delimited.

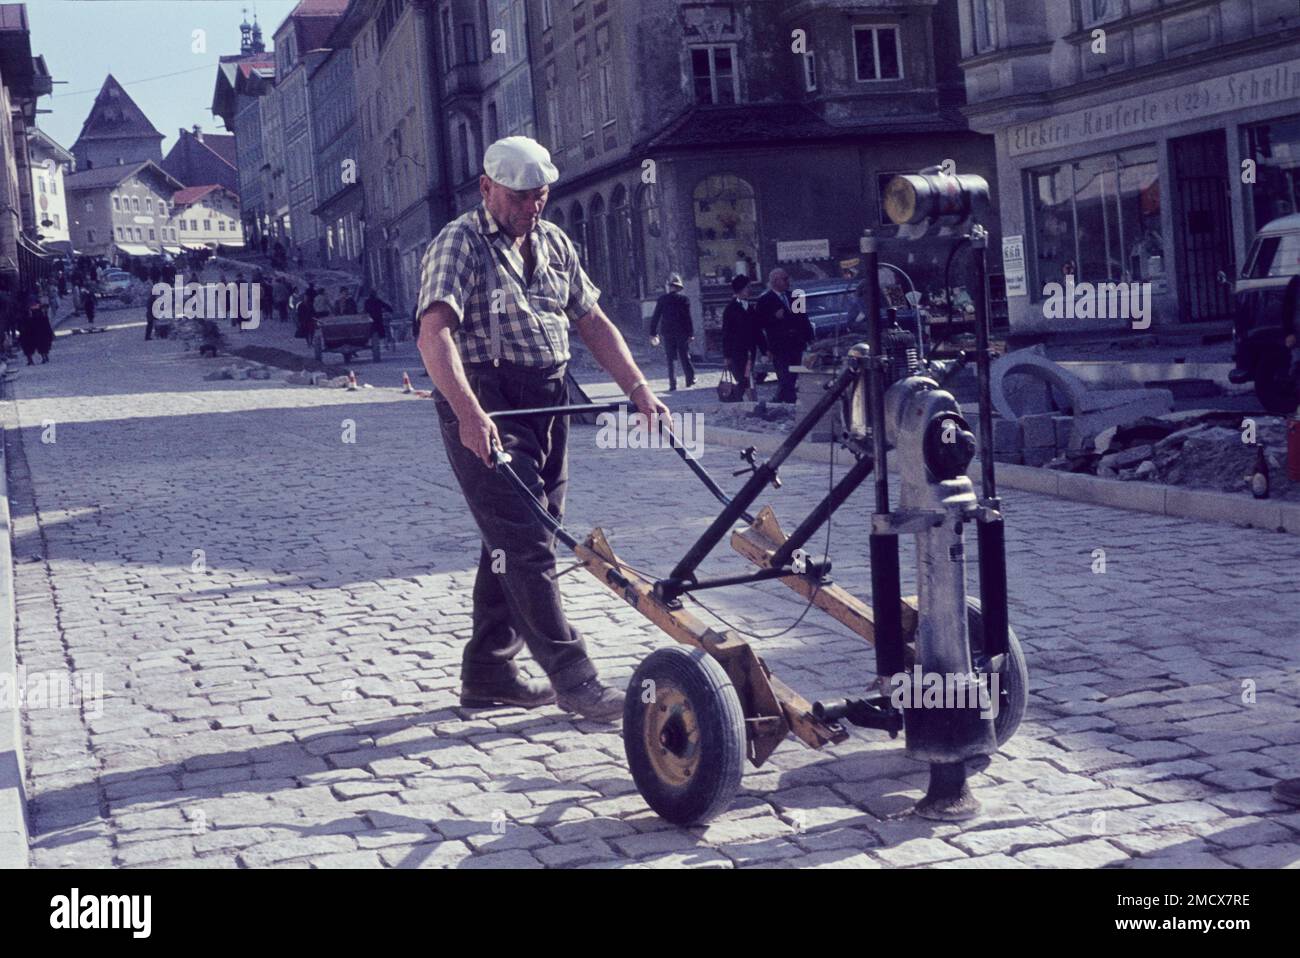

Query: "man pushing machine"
left=416, top=136, right=670, bottom=721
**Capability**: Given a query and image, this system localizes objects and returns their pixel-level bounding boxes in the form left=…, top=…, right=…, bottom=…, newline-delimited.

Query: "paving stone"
left=873, top=838, right=966, bottom=867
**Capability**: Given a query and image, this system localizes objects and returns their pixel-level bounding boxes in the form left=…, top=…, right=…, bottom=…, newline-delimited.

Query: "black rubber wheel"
left=623, top=646, right=746, bottom=826
left=312, top=331, right=324, bottom=361
left=1252, top=348, right=1299, bottom=415
left=964, top=597, right=1029, bottom=746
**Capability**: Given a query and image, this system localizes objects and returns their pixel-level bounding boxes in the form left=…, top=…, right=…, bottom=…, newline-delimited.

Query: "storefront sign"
left=1002, top=235, right=1027, bottom=297
left=776, top=239, right=830, bottom=261
left=1008, top=57, right=1300, bottom=157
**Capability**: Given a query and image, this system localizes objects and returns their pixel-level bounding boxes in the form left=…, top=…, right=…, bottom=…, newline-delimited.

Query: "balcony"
left=443, top=63, right=482, bottom=101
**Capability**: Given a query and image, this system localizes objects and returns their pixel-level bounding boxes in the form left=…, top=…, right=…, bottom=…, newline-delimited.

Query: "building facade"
left=29, top=126, right=71, bottom=249
left=273, top=0, right=347, bottom=268
left=438, top=0, right=537, bottom=214
left=526, top=0, right=1000, bottom=343
left=958, top=0, right=1300, bottom=333
left=0, top=3, right=54, bottom=292
left=338, top=0, right=452, bottom=317
left=211, top=17, right=274, bottom=250
left=171, top=184, right=245, bottom=251
left=63, top=160, right=185, bottom=261
left=161, top=125, right=240, bottom=195
left=308, top=40, right=363, bottom=270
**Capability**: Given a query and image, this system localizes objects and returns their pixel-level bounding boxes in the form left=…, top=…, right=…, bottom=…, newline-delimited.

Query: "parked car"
left=1226, top=213, right=1300, bottom=414
left=98, top=269, right=133, bottom=298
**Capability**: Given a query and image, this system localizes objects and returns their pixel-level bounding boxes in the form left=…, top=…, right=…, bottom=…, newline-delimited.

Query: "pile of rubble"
left=987, top=345, right=1176, bottom=466
left=984, top=346, right=1296, bottom=499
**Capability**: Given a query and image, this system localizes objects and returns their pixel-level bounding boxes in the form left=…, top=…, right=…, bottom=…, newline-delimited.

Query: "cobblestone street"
left=2, top=315, right=1299, bottom=869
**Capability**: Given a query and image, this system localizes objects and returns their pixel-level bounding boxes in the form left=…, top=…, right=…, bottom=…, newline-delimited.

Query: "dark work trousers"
left=772, top=349, right=799, bottom=403
left=663, top=337, right=694, bottom=390
left=434, top=360, right=598, bottom=694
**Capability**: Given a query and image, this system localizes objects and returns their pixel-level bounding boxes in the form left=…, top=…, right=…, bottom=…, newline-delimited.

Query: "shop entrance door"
left=1171, top=130, right=1235, bottom=322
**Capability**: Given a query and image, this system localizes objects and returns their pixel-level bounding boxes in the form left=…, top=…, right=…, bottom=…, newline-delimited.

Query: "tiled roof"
left=172, top=184, right=221, bottom=206
left=62, top=162, right=147, bottom=190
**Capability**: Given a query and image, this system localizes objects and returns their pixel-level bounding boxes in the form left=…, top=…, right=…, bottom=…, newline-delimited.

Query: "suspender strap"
left=468, top=228, right=503, bottom=366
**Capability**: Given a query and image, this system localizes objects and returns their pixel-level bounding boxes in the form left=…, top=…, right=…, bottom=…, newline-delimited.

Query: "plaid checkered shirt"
left=415, top=203, right=601, bottom=367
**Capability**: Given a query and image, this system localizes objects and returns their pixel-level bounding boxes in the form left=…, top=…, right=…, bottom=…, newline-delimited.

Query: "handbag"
left=717, top=368, right=742, bottom=403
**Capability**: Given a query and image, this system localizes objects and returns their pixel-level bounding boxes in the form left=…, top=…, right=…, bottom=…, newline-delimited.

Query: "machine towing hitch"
left=485, top=171, right=1028, bottom=827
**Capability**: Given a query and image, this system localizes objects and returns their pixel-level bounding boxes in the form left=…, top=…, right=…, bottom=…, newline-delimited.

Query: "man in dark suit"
left=649, top=272, right=695, bottom=391
left=754, top=267, right=813, bottom=403
left=722, top=274, right=764, bottom=398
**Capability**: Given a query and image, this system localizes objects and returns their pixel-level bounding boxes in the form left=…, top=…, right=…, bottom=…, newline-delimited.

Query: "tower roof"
left=71, top=74, right=164, bottom=146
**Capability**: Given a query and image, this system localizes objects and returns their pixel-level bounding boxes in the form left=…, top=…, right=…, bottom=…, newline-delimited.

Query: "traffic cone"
left=401, top=370, right=413, bottom=394
left=346, top=369, right=358, bottom=391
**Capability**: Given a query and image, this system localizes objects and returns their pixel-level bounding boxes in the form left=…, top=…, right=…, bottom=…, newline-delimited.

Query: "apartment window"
left=972, top=0, right=995, bottom=53
left=457, top=123, right=470, bottom=180
left=853, top=26, right=902, bottom=81
left=204, top=219, right=212, bottom=231
left=50, top=177, right=57, bottom=196
left=52, top=213, right=60, bottom=228
left=479, top=0, right=490, bottom=58
left=159, top=202, right=166, bottom=217
left=87, top=228, right=95, bottom=244
left=803, top=51, right=817, bottom=92
left=441, top=8, right=454, bottom=68
left=146, top=197, right=153, bottom=213
left=38, top=176, right=45, bottom=193
left=579, top=74, right=595, bottom=134
left=112, top=195, right=121, bottom=211
left=219, top=221, right=226, bottom=232
left=599, top=61, right=615, bottom=124
left=546, top=86, right=562, bottom=147
left=691, top=46, right=737, bottom=105
left=1084, top=0, right=1116, bottom=26
left=462, top=23, right=478, bottom=63
left=148, top=228, right=155, bottom=240
left=134, top=227, right=142, bottom=240
left=116, top=226, right=124, bottom=239
left=131, top=196, right=140, bottom=211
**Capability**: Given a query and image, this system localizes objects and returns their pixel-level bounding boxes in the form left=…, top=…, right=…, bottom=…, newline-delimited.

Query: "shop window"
left=1027, top=147, right=1163, bottom=295
left=1245, top=115, right=1300, bottom=231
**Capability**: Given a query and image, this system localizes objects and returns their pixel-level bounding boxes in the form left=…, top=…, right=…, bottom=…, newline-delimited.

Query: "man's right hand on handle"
left=459, top=405, right=503, bottom=468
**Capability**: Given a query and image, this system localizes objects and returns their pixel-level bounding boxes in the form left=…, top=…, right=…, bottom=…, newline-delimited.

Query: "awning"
left=162, top=245, right=182, bottom=254
left=182, top=242, right=208, bottom=251
left=116, top=243, right=153, bottom=256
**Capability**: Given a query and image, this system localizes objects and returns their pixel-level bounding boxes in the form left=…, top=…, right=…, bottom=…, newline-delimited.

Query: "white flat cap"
left=483, top=136, right=559, bottom=190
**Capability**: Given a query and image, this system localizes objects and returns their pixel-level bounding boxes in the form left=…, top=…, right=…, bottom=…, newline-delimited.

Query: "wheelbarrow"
left=486, top=225, right=1027, bottom=827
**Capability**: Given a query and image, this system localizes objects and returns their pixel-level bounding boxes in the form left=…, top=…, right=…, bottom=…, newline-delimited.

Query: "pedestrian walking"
left=275, top=278, right=291, bottom=323
left=364, top=291, right=392, bottom=344
left=19, top=295, right=53, bottom=364
left=296, top=287, right=316, bottom=341
left=415, top=135, right=667, bottom=719
left=649, top=273, right=695, bottom=391
left=722, top=274, right=764, bottom=399
left=82, top=286, right=96, bottom=326
left=755, top=267, right=813, bottom=403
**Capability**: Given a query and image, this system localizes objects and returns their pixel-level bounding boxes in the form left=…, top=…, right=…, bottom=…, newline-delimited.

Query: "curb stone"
left=0, top=361, right=30, bottom=867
